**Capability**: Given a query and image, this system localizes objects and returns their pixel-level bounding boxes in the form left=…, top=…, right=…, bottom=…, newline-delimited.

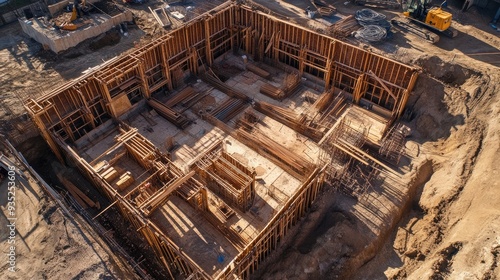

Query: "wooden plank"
left=246, top=64, right=271, bottom=79
left=57, top=173, right=99, bottom=209
left=368, top=70, right=397, bottom=102
left=140, top=171, right=196, bottom=215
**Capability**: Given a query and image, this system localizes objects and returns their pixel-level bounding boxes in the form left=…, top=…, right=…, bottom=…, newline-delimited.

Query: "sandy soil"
left=0, top=148, right=135, bottom=279
left=1, top=0, right=499, bottom=279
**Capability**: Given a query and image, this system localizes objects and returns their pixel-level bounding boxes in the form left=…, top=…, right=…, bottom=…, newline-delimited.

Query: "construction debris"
left=354, top=0, right=401, bottom=9
left=210, top=98, right=247, bottom=122
left=149, top=6, right=172, bottom=28
left=260, top=71, right=301, bottom=100
left=331, top=15, right=360, bottom=38
left=254, top=101, right=324, bottom=142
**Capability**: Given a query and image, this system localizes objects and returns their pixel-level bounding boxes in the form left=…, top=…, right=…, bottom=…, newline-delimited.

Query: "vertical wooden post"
left=229, top=6, right=235, bottom=51
left=298, top=48, right=306, bottom=76
left=324, top=41, right=335, bottom=90
left=274, top=30, right=280, bottom=64
left=98, top=80, right=117, bottom=118
left=353, top=74, right=365, bottom=104
left=75, top=88, right=96, bottom=129
left=160, top=39, right=173, bottom=91
left=246, top=27, right=252, bottom=55
left=190, top=47, right=199, bottom=75
left=31, top=112, right=65, bottom=162
left=137, top=60, right=150, bottom=98
left=205, top=17, right=213, bottom=67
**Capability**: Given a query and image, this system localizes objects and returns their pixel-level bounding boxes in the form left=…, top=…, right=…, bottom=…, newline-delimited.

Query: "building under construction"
left=25, top=2, right=418, bottom=279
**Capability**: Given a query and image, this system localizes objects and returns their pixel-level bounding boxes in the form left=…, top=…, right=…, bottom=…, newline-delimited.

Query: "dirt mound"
left=415, top=55, right=482, bottom=86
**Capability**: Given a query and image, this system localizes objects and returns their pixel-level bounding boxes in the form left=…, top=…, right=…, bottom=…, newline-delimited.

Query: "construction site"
left=1, top=0, right=499, bottom=279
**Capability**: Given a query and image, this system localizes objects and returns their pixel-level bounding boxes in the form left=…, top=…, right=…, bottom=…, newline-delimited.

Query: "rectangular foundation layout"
left=25, top=2, right=418, bottom=279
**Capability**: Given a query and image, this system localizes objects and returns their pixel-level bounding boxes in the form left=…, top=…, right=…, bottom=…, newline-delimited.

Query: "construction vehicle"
left=59, top=0, right=91, bottom=31
left=392, top=0, right=458, bottom=43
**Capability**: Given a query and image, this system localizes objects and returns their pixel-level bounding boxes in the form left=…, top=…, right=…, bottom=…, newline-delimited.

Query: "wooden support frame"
left=24, top=3, right=420, bottom=280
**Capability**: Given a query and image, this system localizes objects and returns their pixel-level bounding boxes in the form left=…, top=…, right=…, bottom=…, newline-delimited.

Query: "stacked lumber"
left=147, top=98, right=190, bottom=129
left=331, top=15, right=360, bottom=38
left=318, top=91, right=347, bottom=124
left=176, top=177, right=203, bottom=201
left=201, top=71, right=251, bottom=102
left=282, top=72, right=301, bottom=97
left=255, top=101, right=299, bottom=122
left=236, top=128, right=315, bottom=179
left=317, top=7, right=336, bottom=17
left=254, top=101, right=323, bottom=142
left=260, top=83, right=285, bottom=99
left=211, top=98, right=247, bottom=122
left=164, top=86, right=198, bottom=107
left=115, top=171, right=135, bottom=191
left=246, top=64, right=271, bottom=79
left=259, top=71, right=301, bottom=101
left=119, top=132, right=157, bottom=166
left=102, top=167, right=119, bottom=183
left=313, top=89, right=335, bottom=112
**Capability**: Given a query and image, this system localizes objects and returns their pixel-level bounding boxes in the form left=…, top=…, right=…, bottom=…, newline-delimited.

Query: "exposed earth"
left=1, top=0, right=499, bottom=279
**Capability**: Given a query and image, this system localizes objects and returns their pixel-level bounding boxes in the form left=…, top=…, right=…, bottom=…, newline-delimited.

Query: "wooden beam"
left=264, top=31, right=275, bottom=54
left=140, top=171, right=196, bottom=215
left=368, top=70, right=397, bottom=102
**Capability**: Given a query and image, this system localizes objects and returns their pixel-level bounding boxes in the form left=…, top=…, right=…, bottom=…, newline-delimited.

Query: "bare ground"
left=1, top=0, right=499, bottom=279
left=0, top=146, right=136, bottom=279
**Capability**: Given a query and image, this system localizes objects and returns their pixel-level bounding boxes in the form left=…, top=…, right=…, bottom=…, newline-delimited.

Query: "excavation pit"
left=24, top=2, right=418, bottom=279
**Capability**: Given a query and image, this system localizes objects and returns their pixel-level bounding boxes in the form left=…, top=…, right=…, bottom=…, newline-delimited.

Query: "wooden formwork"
left=215, top=167, right=324, bottom=279
left=194, top=144, right=256, bottom=212
left=25, top=3, right=418, bottom=160
left=24, top=2, right=419, bottom=279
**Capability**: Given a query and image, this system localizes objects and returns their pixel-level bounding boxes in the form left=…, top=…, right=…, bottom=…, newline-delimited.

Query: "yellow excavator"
left=60, top=0, right=89, bottom=31
left=392, top=0, right=458, bottom=43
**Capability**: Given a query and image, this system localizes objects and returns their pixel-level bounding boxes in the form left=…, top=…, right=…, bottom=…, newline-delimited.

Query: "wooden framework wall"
left=25, top=3, right=417, bottom=163
left=216, top=167, right=324, bottom=279
left=59, top=125, right=212, bottom=279
left=24, top=2, right=419, bottom=279
left=235, top=5, right=418, bottom=117
left=195, top=146, right=256, bottom=212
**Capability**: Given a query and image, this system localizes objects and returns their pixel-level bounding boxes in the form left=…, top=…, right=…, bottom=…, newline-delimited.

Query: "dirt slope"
left=358, top=62, right=500, bottom=279
left=0, top=151, right=133, bottom=279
